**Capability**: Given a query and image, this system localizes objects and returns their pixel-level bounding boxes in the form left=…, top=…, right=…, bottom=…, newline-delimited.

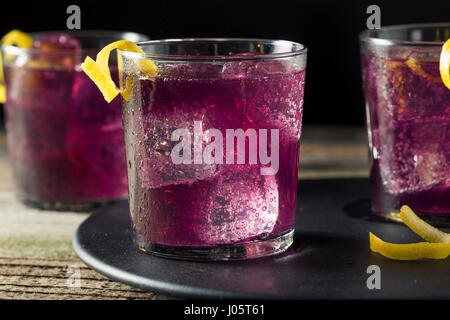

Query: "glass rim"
left=359, top=22, right=450, bottom=47
left=119, top=38, right=307, bottom=62
left=1, top=30, right=149, bottom=56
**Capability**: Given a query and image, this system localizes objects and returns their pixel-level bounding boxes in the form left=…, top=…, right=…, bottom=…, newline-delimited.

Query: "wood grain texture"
left=0, top=126, right=369, bottom=300
left=0, top=258, right=156, bottom=300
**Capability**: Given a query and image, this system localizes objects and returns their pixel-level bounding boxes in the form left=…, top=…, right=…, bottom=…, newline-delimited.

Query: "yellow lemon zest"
left=400, top=205, right=450, bottom=243
left=370, top=232, right=450, bottom=260
left=370, top=205, right=450, bottom=260
left=439, top=38, right=450, bottom=89
left=405, top=57, right=442, bottom=82
left=80, top=40, right=157, bottom=103
left=2, top=29, right=33, bottom=48
left=0, top=30, right=33, bottom=103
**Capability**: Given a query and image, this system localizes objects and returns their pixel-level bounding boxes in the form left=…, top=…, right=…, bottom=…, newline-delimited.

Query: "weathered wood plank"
left=0, top=258, right=156, bottom=299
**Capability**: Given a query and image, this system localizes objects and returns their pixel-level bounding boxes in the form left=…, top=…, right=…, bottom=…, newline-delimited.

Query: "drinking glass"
left=119, top=38, right=307, bottom=259
left=2, top=30, right=148, bottom=210
left=360, top=23, right=450, bottom=223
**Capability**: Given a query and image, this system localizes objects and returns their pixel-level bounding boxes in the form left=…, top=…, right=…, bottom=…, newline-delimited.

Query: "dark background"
left=1, top=0, right=449, bottom=126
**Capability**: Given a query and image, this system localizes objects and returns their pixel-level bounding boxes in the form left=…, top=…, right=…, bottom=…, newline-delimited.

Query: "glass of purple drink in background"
left=360, top=24, right=450, bottom=224
left=118, top=39, right=307, bottom=260
left=2, top=31, right=148, bottom=210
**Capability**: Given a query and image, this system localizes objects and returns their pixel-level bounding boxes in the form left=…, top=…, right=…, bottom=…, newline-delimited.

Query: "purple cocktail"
left=360, top=24, right=450, bottom=223
left=2, top=31, right=148, bottom=210
left=119, top=39, right=307, bottom=259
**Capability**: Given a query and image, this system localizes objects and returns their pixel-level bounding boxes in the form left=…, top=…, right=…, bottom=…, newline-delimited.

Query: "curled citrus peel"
left=406, top=57, right=442, bottom=82
left=370, top=205, right=450, bottom=260
left=81, top=40, right=157, bottom=103
left=370, top=233, right=450, bottom=260
left=440, top=38, right=450, bottom=90
left=0, top=30, right=33, bottom=103
left=400, top=205, right=450, bottom=243
left=1, top=29, right=33, bottom=48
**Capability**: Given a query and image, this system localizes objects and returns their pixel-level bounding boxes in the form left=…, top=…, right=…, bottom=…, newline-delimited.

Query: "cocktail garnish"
left=0, top=30, right=33, bottom=103
left=400, top=205, right=450, bottom=243
left=81, top=40, right=157, bottom=103
left=370, top=232, right=450, bottom=260
left=2, top=29, right=33, bottom=48
left=440, top=38, right=450, bottom=89
left=370, top=205, right=450, bottom=260
left=405, top=57, right=442, bottom=82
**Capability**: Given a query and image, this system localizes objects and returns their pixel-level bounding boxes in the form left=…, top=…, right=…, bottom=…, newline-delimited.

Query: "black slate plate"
left=72, top=178, right=450, bottom=299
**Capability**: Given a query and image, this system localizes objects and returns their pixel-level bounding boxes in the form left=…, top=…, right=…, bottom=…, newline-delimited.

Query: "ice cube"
left=221, top=59, right=293, bottom=79
left=160, top=63, right=223, bottom=80
left=221, top=60, right=255, bottom=79
left=415, top=148, right=447, bottom=189
left=198, top=165, right=279, bottom=244
left=380, top=120, right=448, bottom=194
left=32, top=33, right=81, bottom=69
left=223, top=61, right=305, bottom=139
left=34, top=33, right=81, bottom=51
left=135, top=114, right=220, bottom=189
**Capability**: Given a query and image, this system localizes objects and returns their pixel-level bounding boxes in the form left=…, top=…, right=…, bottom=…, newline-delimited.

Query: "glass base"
left=136, top=229, right=294, bottom=261
left=19, top=196, right=125, bottom=212
left=373, top=208, right=450, bottom=228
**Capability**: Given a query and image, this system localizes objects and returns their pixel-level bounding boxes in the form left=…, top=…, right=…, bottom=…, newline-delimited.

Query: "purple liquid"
left=123, top=60, right=306, bottom=247
left=361, top=52, right=450, bottom=215
left=3, top=63, right=128, bottom=207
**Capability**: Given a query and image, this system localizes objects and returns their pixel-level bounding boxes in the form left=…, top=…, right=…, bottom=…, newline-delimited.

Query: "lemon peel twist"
left=370, top=205, right=450, bottom=260
left=81, top=40, right=157, bottom=103
left=370, top=232, right=450, bottom=260
left=405, top=57, right=442, bottom=83
left=440, top=38, right=450, bottom=89
left=400, top=205, right=450, bottom=244
left=0, top=30, right=33, bottom=103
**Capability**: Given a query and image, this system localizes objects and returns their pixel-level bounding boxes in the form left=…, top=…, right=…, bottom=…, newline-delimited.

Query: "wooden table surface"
left=0, top=126, right=369, bottom=300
